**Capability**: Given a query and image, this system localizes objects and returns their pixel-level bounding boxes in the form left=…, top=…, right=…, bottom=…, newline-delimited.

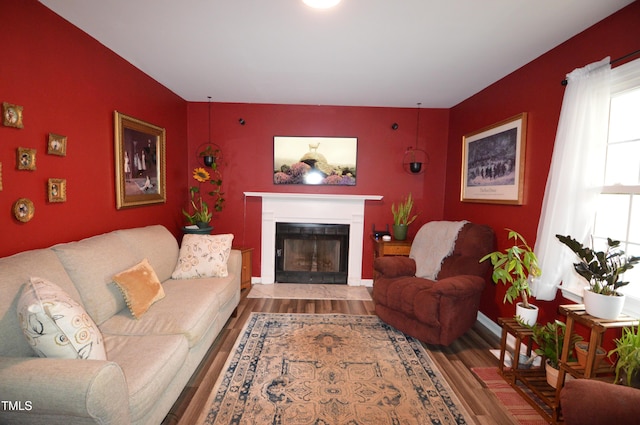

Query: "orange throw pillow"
left=112, top=258, right=165, bottom=319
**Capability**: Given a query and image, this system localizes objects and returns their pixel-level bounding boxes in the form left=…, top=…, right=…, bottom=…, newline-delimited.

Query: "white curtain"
left=531, top=57, right=612, bottom=300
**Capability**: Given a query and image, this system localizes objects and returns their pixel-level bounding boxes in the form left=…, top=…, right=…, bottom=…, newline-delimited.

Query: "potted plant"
left=608, top=325, right=640, bottom=388
left=391, top=193, right=418, bottom=241
left=198, top=144, right=220, bottom=168
left=529, top=320, right=582, bottom=388
left=182, top=167, right=225, bottom=231
left=556, top=235, right=640, bottom=319
left=481, top=229, right=541, bottom=325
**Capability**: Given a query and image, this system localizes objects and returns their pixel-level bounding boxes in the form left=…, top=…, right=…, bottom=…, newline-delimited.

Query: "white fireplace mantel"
left=244, top=192, right=383, bottom=286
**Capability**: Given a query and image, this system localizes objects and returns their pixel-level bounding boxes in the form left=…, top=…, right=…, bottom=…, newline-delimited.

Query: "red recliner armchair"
left=373, top=221, right=495, bottom=346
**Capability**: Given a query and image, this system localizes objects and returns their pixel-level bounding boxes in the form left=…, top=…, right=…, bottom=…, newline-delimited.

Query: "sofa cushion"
left=171, top=233, right=234, bottom=279
left=17, top=277, right=106, bottom=360
left=103, top=333, right=188, bottom=422
left=115, top=225, right=180, bottom=282
left=100, top=274, right=237, bottom=348
left=53, top=232, right=139, bottom=325
left=112, top=259, right=165, bottom=319
left=0, top=248, right=84, bottom=357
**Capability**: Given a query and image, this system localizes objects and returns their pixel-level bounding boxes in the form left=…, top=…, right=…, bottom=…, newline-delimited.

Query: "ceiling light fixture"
left=303, top=0, right=342, bottom=9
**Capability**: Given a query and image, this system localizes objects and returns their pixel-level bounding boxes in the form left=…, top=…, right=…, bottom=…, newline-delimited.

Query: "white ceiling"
left=40, top=0, right=634, bottom=108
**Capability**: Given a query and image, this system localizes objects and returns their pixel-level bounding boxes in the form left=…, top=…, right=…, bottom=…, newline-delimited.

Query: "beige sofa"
left=0, top=225, right=241, bottom=425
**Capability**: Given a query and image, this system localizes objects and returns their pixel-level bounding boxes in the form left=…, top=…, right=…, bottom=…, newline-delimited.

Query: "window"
left=590, top=60, right=640, bottom=316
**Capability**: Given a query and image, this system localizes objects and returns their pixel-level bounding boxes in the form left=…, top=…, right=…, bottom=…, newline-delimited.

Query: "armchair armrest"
left=560, top=379, right=640, bottom=425
left=0, top=357, right=129, bottom=424
left=426, top=274, right=485, bottom=297
left=374, top=256, right=416, bottom=278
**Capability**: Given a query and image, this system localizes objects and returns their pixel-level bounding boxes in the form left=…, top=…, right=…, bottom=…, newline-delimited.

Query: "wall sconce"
left=402, top=103, right=429, bottom=174
left=238, top=118, right=246, bottom=125
left=391, top=123, right=399, bottom=130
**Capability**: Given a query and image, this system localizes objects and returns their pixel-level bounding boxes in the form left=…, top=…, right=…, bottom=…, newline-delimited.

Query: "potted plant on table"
left=391, top=193, right=418, bottom=241
left=556, top=235, right=640, bottom=319
left=481, top=229, right=541, bottom=325
left=608, top=325, right=640, bottom=388
left=529, top=320, right=582, bottom=388
left=182, top=167, right=224, bottom=232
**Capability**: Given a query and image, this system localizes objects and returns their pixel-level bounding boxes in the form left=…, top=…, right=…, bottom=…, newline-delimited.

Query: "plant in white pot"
left=529, top=320, right=582, bottom=388
left=481, top=229, right=541, bottom=325
left=556, top=235, right=640, bottom=319
left=391, top=193, right=418, bottom=241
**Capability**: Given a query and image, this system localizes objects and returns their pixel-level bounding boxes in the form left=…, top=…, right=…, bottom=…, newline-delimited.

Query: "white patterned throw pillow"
left=171, top=233, right=234, bottom=279
left=17, top=277, right=106, bottom=360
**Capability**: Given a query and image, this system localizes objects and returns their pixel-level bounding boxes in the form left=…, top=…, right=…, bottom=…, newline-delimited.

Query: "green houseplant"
left=528, top=320, right=582, bottom=388
left=481, top=229, right=541, bottom=325
left=391, top=193, right=418, bottom=241
left=556, top=234, right=640, bottom=319
left=608, top=325, right=640, bottom=387
left=182, top=167, right=225, bottom=228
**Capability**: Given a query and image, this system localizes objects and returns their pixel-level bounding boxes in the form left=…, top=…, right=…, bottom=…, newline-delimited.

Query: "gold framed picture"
left=3, top=102, right=24, bottom=128
left=114, top=111, right=166, bottom=209
left=461, top=113, right=527, bottom=205
left=47, top=133, right=67, bottom=156
left=13, top=198, right=35, bottom=222
left=48, top=178, right=67, bottom=203
left=17, top=147, right=36, bottom=171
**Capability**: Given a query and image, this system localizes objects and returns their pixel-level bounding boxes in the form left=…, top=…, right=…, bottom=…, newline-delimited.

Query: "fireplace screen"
left=275, top=222, right=349, bottom=283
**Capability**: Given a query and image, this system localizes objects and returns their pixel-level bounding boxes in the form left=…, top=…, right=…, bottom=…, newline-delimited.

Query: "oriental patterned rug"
left=199, top=313, right=472, bottom=425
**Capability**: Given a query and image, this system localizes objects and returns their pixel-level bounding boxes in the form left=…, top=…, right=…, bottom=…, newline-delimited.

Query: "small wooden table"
left=371, top=236, right=412, bottom=282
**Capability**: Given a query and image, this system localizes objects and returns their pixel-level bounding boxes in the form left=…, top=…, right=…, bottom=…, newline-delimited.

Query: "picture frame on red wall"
left=47, top=178, right=67, bottom=203
left=16, top=147, right=36, bottom=171
left=461, top=113, right=527, bottom=205
left=3, top=102, right=23, bottom=129
left=47, top=133, right=67, bottom=156
left=113, top=111, right=166, bottom=209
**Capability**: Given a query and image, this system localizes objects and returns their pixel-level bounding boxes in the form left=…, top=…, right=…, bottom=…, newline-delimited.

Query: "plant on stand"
left=556, top=234, right=640, bottom=319
left=182, top=167, right=224, bottom=229
left=391, top=193, right=418, bottom=241
left=481, top=229, right=541, bottom=325
left=528, top=320, right=582, bottom=388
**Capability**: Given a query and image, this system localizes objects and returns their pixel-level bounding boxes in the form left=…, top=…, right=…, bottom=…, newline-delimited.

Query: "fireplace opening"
left=275, top=222, right=349, bottom=284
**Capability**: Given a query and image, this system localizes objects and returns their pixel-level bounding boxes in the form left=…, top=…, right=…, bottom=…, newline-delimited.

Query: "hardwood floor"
left=162, top=289, right=520, bottom=425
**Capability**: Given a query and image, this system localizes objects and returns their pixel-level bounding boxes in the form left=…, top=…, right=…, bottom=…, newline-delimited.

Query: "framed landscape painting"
left=114, top=111, right=166, bottom=209
left=273, top=136, right=357, bottom=185
left=461, top=113, right=527, bottom=205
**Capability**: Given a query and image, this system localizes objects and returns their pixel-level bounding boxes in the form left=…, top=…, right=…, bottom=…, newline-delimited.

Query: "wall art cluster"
left=3, top=101, right=68, bottom=223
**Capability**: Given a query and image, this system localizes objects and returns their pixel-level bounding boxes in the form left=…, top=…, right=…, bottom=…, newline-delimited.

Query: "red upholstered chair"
left=560, top=379, right=640, bottom=424
left=373, top=221, right=495, bottom=346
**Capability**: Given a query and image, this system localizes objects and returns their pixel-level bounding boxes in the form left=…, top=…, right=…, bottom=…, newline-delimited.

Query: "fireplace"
left=243, top=192, right=383, bottom=286
left=275, top=222, right=349, bottom=283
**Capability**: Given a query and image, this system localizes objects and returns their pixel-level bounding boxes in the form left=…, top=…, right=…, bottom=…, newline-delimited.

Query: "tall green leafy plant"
left=391, top=193, right=418, bottom=226
left=608, top=325, right=640, bottom=386
left=480, top=229, right=541, bottom=308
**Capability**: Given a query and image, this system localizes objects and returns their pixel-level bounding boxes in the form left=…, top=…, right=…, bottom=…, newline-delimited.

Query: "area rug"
left=199, top=313, right=471, bottom=424
left=247, top=283, right=372, bottom=301
left=471, top=367, right=548, bottom=425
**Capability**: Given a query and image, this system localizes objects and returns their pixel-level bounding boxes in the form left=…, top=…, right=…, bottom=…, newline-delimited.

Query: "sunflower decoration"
left=182, top=166, right=224, bottom=226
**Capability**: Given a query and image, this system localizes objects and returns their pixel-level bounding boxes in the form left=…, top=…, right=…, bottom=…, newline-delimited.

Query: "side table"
left=371, top=235, right=412, bottom=282
left=233, top=247, right=253, bottom=290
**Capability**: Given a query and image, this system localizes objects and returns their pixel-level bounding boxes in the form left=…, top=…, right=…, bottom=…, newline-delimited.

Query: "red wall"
left=0, top=0, right=188, bottom=258
left=187, top=103, right=450, bottom=278
left=444, top=1, right=640, bottom=324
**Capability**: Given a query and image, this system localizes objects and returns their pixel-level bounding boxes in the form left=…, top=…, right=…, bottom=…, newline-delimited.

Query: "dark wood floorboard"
left=162, top=289, right=522, bottom=425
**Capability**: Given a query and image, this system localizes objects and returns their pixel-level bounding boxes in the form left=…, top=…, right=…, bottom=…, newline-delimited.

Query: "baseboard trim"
left=477, top=311, right=501, bottom=339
